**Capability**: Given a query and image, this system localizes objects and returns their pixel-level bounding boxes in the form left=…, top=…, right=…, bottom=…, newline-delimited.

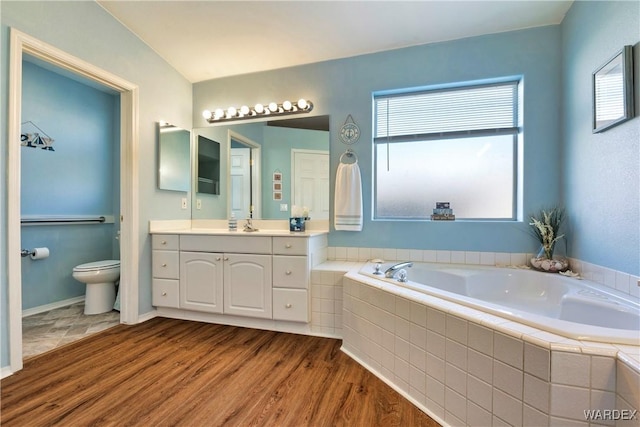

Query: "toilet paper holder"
left=21, top=247, right=49, bottom=259
left=21, top=249, right=35, bottom=257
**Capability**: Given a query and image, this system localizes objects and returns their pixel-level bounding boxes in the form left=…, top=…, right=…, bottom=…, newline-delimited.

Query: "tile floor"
left=22, top=302, right=120, bottom=359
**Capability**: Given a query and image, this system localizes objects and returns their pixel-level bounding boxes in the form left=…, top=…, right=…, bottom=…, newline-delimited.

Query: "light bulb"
left=255, top=103, right=264, bottom=114
left=297, top=99, right=308, bottom=109
left=214, top=108, right=224, bottom=119
left=227, top=106, right=237, bottom=117
left=202, top=110, right=212, bottom=120
left=283, top=100, right=292, bottom=111
left=240, top=105, right=250, bottom=115
left=268, top=102, right=278, bottom=112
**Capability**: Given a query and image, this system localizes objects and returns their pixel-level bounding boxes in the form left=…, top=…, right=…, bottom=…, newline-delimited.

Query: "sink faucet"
left=243, top=217, right=259, bottom=232
left=384, top=261, right=413, bottom=279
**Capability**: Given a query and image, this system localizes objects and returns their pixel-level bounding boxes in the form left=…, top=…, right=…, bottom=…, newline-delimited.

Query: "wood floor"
left=1, top=317, right=440, bottom=427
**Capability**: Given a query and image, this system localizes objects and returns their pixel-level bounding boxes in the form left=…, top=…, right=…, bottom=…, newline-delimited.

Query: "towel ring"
left=339, top=149, right=358, bottom=164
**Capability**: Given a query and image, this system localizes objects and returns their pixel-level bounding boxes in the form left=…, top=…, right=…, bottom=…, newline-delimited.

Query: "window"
left=373, top=80, right=521, bottom=220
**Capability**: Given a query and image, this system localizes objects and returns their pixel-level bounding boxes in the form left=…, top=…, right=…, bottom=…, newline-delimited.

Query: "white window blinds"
left=374, top=81, right=519, bottom=143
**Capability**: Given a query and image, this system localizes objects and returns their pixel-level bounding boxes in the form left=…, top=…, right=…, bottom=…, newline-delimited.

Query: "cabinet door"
left=224, top=254, right=272, bottom=319
left=180, top=251, right=223, bottom=313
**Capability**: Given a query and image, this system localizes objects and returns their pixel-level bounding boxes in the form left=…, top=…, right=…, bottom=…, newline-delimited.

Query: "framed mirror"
left=593, top=45, right=634, bottom=133
left=158, top=122, right=190, bottom=192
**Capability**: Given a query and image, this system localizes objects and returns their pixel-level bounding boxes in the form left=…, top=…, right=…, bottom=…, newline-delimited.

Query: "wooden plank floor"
left=1, top=318, right=440, bottom=427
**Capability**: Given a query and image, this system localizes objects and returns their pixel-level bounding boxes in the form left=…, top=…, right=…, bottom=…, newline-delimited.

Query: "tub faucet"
left=384, top=261, right=413, bottom=279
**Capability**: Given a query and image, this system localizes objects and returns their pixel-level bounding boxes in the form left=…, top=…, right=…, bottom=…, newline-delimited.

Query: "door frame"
left=227, top=130, right=261, bottom=219
left=7, top=28, right=140, bottom=373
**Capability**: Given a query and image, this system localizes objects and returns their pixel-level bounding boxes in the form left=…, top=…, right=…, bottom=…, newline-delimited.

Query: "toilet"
left=72, top=260, right=120, bottom=315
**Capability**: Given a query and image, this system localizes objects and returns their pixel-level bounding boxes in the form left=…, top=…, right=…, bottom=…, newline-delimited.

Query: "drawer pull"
left=162, top=292, right=167, bottom=296
left=285, top=303, right=292, bottom=308
left=285, top=244, right=292, bottom=248
left=285, top=270, right=292, bottom=275
left=161, top=240, right=167, bottom=245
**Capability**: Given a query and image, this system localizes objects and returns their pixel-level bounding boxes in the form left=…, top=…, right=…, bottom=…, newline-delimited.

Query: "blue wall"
left=20, top=61, right=119, bottom=310
left=562, top=1, right=639, bottom=276
left=194, top=25, right=564, bottom=253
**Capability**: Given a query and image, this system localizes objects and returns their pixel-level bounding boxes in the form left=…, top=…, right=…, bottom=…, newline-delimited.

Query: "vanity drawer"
left=273, top=237, right=308, bottom=255
left=152, top=279, right=180, bottom=308
left=153, top=234, right=179, bottom=251
left=273, top=288, right=309, bottom=322
left=273, top=256, right=308, bottom=289
left=152, top=250, right=179, bottom=279
left=180, top=235, right=272, bottom=254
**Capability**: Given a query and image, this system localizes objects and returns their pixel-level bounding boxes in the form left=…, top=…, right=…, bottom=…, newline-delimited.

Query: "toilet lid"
left=74, top=260, right=120, bottom=271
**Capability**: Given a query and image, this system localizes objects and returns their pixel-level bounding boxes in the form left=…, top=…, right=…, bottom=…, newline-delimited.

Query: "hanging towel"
left=334, top=162, right=363, bottom=231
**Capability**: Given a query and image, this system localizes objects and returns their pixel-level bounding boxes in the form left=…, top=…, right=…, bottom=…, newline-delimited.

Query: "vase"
left=530, top=242, right=569, bottom=273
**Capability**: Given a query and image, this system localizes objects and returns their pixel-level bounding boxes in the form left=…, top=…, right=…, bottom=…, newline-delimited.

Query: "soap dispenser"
left=228, top=213, right=237, bottom=231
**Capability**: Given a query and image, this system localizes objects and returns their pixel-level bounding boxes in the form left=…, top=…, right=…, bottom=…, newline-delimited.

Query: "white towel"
left=334, top=162, right=363, bottom=231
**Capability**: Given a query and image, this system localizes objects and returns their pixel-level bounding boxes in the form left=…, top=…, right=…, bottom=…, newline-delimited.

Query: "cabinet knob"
left=285, top=303, right=292, bottom=308
left=216, top=257, right=222, bottom=261
left=162, top=292, right=167, bottom=296
left=285, top=270, right=292, bottom=275
left=162, top=263, right=167, bottom=267
left=285, top=244, right=292, bottom=248
left=224, top=257, right=229, bottom=261
left=161, top=240, right=167, bottom=245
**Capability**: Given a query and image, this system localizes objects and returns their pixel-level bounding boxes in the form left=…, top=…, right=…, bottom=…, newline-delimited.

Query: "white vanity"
left=150, top=222, right=328, bottom=334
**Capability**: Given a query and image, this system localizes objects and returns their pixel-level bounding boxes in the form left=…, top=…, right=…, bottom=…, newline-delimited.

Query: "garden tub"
left=359, top=262, right=640, bottom=345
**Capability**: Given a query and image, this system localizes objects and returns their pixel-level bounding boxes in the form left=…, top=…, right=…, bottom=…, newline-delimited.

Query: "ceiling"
left=98, top=1, right=573, bottom=83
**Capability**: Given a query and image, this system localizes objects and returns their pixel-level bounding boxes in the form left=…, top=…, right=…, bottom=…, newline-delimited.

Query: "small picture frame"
left=273, top=172, right=282, bottom=182
left=273, top=192, right=282, bottom=201
left=592, top=45, right=634, bottom=133
left=273, top=182, right=282, bottom=191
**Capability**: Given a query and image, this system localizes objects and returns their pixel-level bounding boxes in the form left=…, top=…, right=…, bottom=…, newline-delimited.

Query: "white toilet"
left=72, top=260, right=120, bottom=315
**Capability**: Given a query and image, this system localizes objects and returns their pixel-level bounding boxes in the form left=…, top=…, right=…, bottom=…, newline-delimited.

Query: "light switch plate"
left=280, top=204, right=288, bottom=212
left=181, top=198, right=187, bottom=209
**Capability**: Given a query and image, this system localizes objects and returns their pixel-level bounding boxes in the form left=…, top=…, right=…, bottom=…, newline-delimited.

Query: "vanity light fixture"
left=202, top=98, right=313, bottom=123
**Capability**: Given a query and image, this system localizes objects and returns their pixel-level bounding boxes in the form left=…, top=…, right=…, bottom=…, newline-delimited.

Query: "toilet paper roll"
left=30, top=247, right=50, bottom=260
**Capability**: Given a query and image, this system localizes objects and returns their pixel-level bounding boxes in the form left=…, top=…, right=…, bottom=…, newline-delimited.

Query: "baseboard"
left=1, top=365, right=15, bottom=379
left=136, top=309, right=158, bottom=324
left=22, top=296, right=85, bottom=318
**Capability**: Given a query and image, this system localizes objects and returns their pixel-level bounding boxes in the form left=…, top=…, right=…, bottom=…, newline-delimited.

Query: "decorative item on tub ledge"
left=529, top=206, right=569, bottom=273
left=202, top=99, right=313, bottom=123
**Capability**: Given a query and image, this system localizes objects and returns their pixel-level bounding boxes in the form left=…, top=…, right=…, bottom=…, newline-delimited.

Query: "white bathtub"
left=360, top=262, right=640, bottom=345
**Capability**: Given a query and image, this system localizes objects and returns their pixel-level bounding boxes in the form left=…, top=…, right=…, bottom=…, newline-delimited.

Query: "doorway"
left=7, top=29, right=140, bottom=374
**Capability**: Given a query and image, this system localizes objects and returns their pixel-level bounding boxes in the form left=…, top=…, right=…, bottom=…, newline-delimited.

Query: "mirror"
left=592, top=45, right=634, bottom=133
left=192, top=116, right=330, bottom=220
left=197, top=135, right=221, bottom=195
left=158, top=122, right=190, bottom=192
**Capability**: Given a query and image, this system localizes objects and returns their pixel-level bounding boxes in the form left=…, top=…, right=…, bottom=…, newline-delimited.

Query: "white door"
left=230, top=148, right=251, bottom=220
left=292, top=150, right=330, bottom=220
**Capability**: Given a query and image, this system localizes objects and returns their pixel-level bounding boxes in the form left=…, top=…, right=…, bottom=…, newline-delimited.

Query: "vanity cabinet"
left=151, top=231, right=327, bottom=326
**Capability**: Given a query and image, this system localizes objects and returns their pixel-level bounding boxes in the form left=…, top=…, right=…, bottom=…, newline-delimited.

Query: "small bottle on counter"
left=228, top=213, right=237, bottom=231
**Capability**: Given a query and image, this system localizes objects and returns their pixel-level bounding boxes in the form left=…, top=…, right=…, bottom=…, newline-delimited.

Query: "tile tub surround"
left=326, top=247, right=640, bottom=299
left=341, top=273, right=640, bottom=427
